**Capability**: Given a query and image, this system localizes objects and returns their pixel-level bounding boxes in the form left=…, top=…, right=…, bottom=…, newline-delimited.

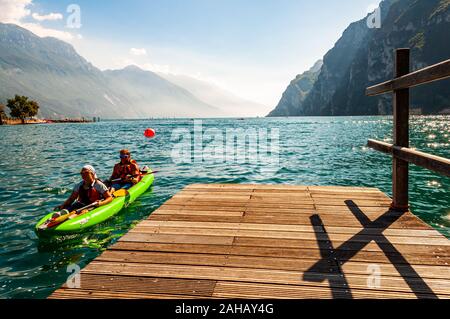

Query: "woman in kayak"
left=56, top=165, right=113, bottom=212
left=109, top=149, right=142, bottom=191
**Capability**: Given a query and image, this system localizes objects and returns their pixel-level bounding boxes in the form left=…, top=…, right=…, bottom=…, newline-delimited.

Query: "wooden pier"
left=50, top=183, right=450, bottom=299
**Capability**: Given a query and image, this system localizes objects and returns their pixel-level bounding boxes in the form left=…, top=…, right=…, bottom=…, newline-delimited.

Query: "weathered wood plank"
left=138, top=220, right=442, bottom=238
left=173, top=194, right=252, bottom=201
left=310, top=193, right=391, bottom=200
left=368, top=139, right=450, bottom=177
left=307, top=186, right=381, bottom=193
left=139, top=220, right=321, bottom=232
left=326, top=232, right=450, bottom=246
left=158, top=204, right=245, bottom=212
left=153, top=209, right=245, bottom=217
left=103, top=244, right=450, bottom=272
left=130, top=225, right=449, bottom=246
left=97, top=251, right=230, bottom=267
left=120, top=233, right=235, bottom=245
left=366, top=58, right=450, bottom=96
left=212, top=282, right=449, bottom=299
left=340, top=260, right=450, bottom=280
left=131, top=227, right=328, bottom=241
left=233, top=237, right=450, bottom=255
left=49, top=289, right=203, bottom=299
left=65, top=274, right=217, bottom=297
left=156, top=215, right=245, bottom=223
left=109, top=242, right=450, bottom=266
left=81, top=262, right=450, bottom=295
left=111, top=242, right=233, bottom=255
left=241, top=212, right=432, bottom=230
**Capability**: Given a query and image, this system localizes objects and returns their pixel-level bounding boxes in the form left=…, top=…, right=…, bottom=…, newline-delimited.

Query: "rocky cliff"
left=268, top=60, right=322, bottom=117
left=269, top=0, right=450, bottom=116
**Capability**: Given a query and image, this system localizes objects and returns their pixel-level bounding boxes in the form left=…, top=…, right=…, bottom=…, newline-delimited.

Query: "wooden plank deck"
left=49, top=184, right=450, bottom=299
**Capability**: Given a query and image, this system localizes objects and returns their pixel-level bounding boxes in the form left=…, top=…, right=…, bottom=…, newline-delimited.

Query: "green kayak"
left=35, top=171, right=155, bottom=236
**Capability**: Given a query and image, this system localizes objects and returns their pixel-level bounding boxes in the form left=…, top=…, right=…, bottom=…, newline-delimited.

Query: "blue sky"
left=1, top=0, right=382, bottom=113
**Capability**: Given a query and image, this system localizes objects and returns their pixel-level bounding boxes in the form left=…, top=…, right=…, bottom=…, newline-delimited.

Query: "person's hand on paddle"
left=121, top=175, right=137, bottom=185
left=54, top=204, right=64, bottom=211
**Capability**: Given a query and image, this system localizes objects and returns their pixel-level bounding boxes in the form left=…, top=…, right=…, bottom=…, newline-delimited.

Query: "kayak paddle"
left=39, top=202, right=98, bottom=230
left=112, top=189, right=129, bottom=198
left=109, top=171, right=159, bottom=183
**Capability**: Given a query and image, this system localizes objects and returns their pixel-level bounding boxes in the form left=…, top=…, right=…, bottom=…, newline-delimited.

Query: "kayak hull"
left=35, top=172, right=155, bottom=236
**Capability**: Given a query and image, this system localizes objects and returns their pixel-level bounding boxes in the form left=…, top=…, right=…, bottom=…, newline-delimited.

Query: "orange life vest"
left=78, top=182, right=102, bottom=205
left=115, top=159, right=141, bottom=181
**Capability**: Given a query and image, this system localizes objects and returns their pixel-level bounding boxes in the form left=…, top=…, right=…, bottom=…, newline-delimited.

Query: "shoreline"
left=1, top=114, right=448, bottom=126
left=1, top=118, right=94, bottom=126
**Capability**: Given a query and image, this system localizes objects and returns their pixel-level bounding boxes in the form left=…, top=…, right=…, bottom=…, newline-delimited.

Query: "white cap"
left=82, top=165, right=98, bottom=179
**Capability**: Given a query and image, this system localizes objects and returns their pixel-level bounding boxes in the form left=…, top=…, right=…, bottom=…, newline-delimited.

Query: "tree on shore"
left=0, top=103, right=6, bottom=125
left=7, top=95, right=39, bottom=124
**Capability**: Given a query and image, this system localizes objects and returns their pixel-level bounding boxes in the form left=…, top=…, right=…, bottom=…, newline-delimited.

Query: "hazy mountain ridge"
left=0, top=23, right=231, bottom=118
left=268, top=0, right=450, bottom=116
left=0, top=23, right=122, bottom=118
left=104, top=66, right=226, bottom=118
left=160, top=73, right=266, bottom=117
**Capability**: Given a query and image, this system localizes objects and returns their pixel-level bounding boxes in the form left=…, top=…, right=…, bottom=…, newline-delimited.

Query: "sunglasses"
left=120, top=154, right=130, bottom=159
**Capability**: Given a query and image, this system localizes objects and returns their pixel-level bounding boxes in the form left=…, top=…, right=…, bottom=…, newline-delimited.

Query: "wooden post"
left=391, top=48, right=410, bottom=211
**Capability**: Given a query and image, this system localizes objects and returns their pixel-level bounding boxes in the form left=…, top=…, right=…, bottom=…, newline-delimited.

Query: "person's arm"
left=97, top=191, right=113, bottom=207
left=57, top=191, right=78, bottom=210
left=129, top=163, right=141, bottom=184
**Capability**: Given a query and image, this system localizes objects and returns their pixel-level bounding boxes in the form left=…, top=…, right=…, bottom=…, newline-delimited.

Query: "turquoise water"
left=0, top=116, right=449, bottom=299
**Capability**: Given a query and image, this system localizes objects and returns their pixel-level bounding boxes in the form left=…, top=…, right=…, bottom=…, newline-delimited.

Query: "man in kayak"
left=109, top=149, right=142, bottom=191
left=56, top=165, right=113, bottom=212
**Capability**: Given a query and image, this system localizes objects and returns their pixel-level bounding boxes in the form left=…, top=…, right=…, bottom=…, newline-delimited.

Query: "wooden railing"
left=366, top=48, right=450, bottom=211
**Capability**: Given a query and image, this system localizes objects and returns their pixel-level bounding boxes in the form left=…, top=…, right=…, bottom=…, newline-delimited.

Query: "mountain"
left=268, top=60, right=322, bottom=117
left=0, top=23, right=121, bottom=118
left=159, top=73, right=266, bottom=117
left=268, top=0, right=450, bottom=116
left=104, top=66, right=225, bottom=118
left=0, top=23, right=225, bottom=118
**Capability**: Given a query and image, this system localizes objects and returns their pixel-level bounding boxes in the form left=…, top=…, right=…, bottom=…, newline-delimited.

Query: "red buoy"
left=144, top=128, right=156, bottom=138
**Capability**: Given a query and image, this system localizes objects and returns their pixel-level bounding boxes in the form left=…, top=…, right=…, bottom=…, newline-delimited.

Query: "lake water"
left=0, top=116, right=449, bottom=298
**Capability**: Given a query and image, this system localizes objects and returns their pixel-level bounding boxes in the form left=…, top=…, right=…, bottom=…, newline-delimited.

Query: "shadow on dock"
left=303, top=200, right=438, bottom=299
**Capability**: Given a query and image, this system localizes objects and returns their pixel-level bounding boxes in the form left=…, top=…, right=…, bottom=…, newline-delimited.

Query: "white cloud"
left=130, top=48, right=147, bottom=56
left=19, top=22, right=73, bottom=41
left=0, top=0, right=77, bottom=42
left=141, top=63, right=173, bottom=74
left=0, top=0, right=32, bottom=23
left=32, top=12, right=63, bottom=22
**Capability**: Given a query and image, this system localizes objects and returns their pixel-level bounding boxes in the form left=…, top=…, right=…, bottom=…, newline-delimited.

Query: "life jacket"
left=78, top=181, right=102, bottom=205
left=116, top=159, right=141, bottom=181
